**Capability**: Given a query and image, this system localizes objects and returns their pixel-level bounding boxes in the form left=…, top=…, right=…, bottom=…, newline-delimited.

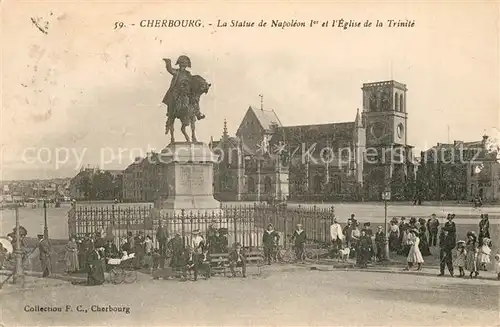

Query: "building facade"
left=122, top=153, right=167, bottom=203
left=418, top=136, right=500, bottom=202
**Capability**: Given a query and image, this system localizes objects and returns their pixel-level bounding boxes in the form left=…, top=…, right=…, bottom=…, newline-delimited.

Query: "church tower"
left=361, top=80, right=414, bottom=200
left=362, top=80, right=408, bottom=147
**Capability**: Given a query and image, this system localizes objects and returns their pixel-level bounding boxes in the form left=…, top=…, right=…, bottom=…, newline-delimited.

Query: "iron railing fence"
left=67, top=204, right=336, bottom=251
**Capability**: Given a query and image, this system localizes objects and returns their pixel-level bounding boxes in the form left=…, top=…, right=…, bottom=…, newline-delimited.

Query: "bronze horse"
left=164, top=75, right=211, bottom=143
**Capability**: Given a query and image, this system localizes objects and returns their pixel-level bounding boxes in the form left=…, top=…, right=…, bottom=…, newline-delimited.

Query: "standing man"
left=427, top=214, right=440, bottom=247
left=374, top=226, right=386, bottom=262
left=342, top=219, right=354, bottom=248
left=330, top=217, right=344, bottom=256
left=479, top=214, right=490, bottom=246
left=437, top=230, right=454, bottom=277
left=442, top=214, right=457, bottom=245
left=38, top=234, right=52, bottom=278
left=156, top=219, right=169, bottom=268
left=291, top=224, right=307, bottom=263
left=263, top=224, right=280, bottom=265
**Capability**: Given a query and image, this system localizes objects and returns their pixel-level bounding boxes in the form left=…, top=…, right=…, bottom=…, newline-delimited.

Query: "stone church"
left=212, top=80, right=417, bottom=202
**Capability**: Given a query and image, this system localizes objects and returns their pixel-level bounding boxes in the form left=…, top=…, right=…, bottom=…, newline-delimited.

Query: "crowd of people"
left=1, top=211, right=498, bottom=284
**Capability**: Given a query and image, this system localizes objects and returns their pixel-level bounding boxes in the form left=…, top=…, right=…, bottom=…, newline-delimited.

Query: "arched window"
left=395, top=93, right=399, bottom=111
left=400, top=94, right=404, bottom=112
left=247, top=177, right=255, bottom=193
left=264, top=176, right=272, bottom=194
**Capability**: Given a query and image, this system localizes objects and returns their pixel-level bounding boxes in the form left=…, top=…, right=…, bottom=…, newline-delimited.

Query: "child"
left=478, top=238, right=492, bottom=271
left=494, top=254, right=500, bottom=280
left=151, top=248, right=161, bottom=271
left=199, top=249, right=211, bottom=279
left=454, top=240, right=467, bottom=277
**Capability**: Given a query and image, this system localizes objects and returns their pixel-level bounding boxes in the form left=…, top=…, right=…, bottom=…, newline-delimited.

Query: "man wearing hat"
left=228, top=242, right=246, bottom=278
left=167, top=233, right=184, bottom=270
left=438, top=229, right=455, bottom=277
left=427, top=214, right=440, bottom=247
left=330, top=217, right=344, bottom=257
left=263, top=224, right=279, bottom=265
left=441, top=214, right=457, bottom=246
left=291, top=224, right=307, bottom=263
left=38, top=234, right=52, bottom=277
left=156, top=219, right=169, bottom=268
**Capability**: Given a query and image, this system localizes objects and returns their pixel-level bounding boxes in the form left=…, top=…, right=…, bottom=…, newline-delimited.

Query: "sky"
left=1, top=1, right=499, bottom=180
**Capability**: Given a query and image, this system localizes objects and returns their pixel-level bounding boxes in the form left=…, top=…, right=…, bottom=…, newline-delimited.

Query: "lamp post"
left=382, top=190, right=391, bottom=260
left=13, top=205, right=25, bottom=286
left=43, top=200, right=49, bottom=240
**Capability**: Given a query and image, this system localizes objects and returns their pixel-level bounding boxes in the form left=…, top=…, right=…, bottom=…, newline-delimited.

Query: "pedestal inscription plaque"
left=156, top=142, right=222, bottom=215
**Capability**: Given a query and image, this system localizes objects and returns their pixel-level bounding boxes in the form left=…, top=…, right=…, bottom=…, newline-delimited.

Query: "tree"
left=79, top=174, right=92, bottom=200
left=92, top=171, right=115, bottom=200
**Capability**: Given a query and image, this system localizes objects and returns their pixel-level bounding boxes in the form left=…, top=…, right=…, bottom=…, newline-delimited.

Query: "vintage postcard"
left=0, top=1, right=499, bottom=326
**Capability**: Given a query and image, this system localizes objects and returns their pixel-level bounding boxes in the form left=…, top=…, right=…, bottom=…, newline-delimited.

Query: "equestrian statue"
left=162, top=55, right=211, bottom=143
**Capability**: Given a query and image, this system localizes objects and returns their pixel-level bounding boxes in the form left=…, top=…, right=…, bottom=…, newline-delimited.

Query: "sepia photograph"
left=0, top=1, right=499, bottom=326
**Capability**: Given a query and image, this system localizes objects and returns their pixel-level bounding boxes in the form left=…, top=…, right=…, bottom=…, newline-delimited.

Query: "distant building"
left=419, top=135, right=500, bottom=202
left=122, top=153, right=166, bottom=203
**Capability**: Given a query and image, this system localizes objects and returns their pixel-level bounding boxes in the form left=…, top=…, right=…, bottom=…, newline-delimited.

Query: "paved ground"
left=1, top=264, right=498, bottom=326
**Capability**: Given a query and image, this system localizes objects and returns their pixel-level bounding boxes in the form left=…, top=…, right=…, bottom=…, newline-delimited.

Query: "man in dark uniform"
left=291, top=224, right=307, bottom=263
left=156, top=219, right=169, bottom=268
left=38, top=234, right=52, bottom=277
left=167, top=233, right=184, bottom=271
left=442, top=214, right=457, bottom=245
left=438, top=229, right=454, bottom=277
left=427, top=214, right=440, bottom=247
left=343, top=219, right=354, bottom=248
left=262, top=224, right=279, bottom=265
left=374, top=226, right=386, bottom=262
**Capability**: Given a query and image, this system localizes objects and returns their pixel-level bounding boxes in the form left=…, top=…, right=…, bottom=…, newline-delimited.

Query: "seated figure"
left=228, top=243, right=246, bottom=278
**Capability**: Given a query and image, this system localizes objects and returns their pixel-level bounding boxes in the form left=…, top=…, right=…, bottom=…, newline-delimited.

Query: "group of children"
left=454, top=235, right=498, bottom=279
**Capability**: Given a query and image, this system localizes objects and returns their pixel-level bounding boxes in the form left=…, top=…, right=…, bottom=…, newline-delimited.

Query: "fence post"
left=181, top=209, right=186, bottom=250
left=233, top=207, right=238, bottom=245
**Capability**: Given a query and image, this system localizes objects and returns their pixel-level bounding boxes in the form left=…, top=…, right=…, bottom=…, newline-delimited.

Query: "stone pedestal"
left=156, top=142, right=222, bottom=216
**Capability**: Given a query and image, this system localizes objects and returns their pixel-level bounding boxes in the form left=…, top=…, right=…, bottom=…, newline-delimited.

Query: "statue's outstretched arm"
left=163, top=58, right=176, bottom=75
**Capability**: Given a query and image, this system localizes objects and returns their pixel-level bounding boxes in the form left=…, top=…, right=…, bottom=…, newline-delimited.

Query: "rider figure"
left=162, top=55, right=205, bottom=120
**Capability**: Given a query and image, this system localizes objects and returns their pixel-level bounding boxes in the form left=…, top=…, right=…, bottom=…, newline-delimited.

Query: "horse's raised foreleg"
left=181, top=123, right=190, bottom=143
left=191, top=118, right=197, bottom=143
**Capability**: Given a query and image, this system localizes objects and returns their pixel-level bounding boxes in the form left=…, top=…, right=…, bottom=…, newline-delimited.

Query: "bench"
left=209, top=253, right=230, bottom=276
left=245, top=251, right=264, bottom=275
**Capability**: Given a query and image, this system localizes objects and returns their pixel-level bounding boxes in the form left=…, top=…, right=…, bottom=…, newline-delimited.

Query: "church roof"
left=249, top=106, right=282, bottom=131
left=270, top=122, right=355, bottom=145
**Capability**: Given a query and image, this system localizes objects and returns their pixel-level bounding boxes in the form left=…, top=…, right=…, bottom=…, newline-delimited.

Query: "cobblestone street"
left=1, top=264, right=498, bottom=326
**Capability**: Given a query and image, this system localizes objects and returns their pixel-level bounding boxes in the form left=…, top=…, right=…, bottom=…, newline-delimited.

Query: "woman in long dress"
left=464, top=231, right=479, bottom=278
left=64, top=237, right=80, bottom=273
left=418, top=220, right=432, bottom=257
left=404, top=229, right=424, bottom=271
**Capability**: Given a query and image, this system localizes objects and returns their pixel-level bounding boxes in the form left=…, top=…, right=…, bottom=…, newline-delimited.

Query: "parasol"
left=0, top=237, right=14, bottom=254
